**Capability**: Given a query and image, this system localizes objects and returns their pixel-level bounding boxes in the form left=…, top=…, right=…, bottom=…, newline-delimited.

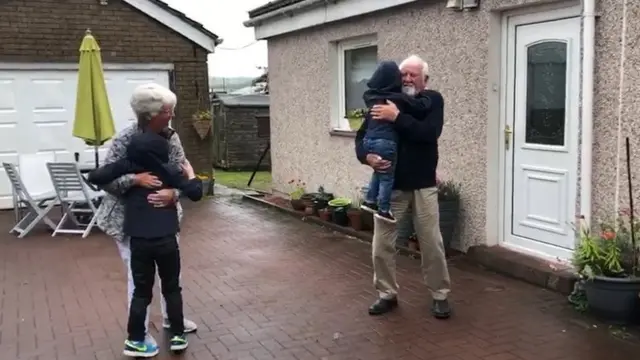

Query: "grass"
left=214, top=169, right=272, bottom=192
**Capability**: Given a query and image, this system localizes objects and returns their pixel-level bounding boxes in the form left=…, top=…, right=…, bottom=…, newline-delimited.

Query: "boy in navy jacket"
left=88, top=131, right=202, bottom=357
left=360, top=61, right=431, bottom=223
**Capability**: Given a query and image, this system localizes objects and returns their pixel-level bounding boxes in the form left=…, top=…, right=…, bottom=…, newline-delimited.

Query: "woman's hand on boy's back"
left=181, top=160, right=195, bottom=180
left=134, top=172, right=162, bottom=188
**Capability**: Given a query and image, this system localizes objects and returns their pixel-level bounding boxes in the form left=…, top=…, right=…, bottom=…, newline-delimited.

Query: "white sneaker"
left=162, top=318, right=198, bottom=333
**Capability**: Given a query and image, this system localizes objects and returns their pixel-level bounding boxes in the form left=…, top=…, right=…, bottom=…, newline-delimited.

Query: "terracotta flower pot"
left=304, top=205, right=315, bottom=216
left=318, top=208, right=331, bottom=222
left=290, top=199, right=306, bottom=211
left=347, top=208, right=363, bottom=231
left=408, top=238, right=420, bottom=252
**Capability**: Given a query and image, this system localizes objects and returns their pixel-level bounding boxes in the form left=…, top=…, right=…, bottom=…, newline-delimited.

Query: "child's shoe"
left=170, top=334, right=189, bottom=352
left=360, top=201, right=378, bottom=213
left=123, top=339, right=159, bottom=358
left=375, top=210, right=396, bottom=224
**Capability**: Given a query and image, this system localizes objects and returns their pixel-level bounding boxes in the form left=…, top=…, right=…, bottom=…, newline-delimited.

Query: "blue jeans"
left=364, top=138, right=397, bottom=213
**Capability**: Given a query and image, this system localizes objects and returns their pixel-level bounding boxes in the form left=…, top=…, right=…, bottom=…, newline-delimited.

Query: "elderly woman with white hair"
left=96, top=83, right=198, bottom=347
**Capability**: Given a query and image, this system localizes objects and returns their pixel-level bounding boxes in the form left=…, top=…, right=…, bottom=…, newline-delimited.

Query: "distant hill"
left=209, top=77, right=255, bottom=93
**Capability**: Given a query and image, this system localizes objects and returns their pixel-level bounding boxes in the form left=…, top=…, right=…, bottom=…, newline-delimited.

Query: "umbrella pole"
left=94, top=145, right=100, bottom=169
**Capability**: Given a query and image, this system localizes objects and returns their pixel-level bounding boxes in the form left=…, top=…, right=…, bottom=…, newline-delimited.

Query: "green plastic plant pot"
left=328, top=198, right=351, bottom=207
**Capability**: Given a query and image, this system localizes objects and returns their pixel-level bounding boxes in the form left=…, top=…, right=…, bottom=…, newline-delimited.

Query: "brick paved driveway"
left=0, top=198, right=638, bottom=360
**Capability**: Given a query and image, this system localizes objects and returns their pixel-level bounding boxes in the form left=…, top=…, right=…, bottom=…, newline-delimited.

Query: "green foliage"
left=572, top=213, right=639, bottom=278
left=345, top=108, right=366, bottom=119
left=437, top=180, right=461, bottom=201
left=287, top=179, right=306, bottom=200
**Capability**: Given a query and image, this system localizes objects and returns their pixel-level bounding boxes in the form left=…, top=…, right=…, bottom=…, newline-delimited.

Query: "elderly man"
left=355, top=55, right=452, bottom=318
left=96, top=83, right=198, bottom=345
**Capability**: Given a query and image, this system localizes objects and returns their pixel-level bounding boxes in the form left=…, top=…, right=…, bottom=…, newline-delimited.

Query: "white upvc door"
left=502, top=16, right=581, bottom=261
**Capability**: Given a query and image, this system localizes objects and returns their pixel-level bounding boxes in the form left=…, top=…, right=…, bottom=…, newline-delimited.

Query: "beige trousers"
left=372, top=187, right=451, bottom=300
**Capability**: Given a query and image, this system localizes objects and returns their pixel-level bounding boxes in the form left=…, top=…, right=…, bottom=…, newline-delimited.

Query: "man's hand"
left=371, top=100, right=400, bottom=122
left=366, top=154, right=391, bottom=172
left=181, top=160, right=196, bottom=180
left=134, top=172, right=162, bottom=188
left=147, top=188, right=177, bottom=208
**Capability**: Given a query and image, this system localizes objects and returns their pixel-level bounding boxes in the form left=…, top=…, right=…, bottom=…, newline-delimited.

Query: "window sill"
left=330, top=129, right=357, bottom=138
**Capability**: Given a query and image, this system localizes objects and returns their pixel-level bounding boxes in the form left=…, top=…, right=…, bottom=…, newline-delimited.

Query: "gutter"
left=244, top=0, right=334, bottom=27
left=580, top=0, right=595, bottom=223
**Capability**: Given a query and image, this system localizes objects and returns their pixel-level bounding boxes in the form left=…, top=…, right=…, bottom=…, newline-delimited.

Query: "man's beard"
left=402, top=86, right=416, bottom=96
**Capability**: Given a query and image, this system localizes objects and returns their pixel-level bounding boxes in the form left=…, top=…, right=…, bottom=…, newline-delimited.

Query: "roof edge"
left=124, top=0, right=221, bottom=53
left=244, top=0, right=328, bottom=28
left=245, top=0, right=420, bottom=39
left=248, top=0, right=307, bottom=18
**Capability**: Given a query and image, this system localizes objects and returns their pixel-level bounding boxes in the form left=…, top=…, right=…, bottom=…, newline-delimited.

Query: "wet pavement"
left=0, top=196, right=638, bottom=360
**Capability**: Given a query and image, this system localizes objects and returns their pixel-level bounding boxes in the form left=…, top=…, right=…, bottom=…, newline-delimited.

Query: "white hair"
left=130, top=83, right=177, bottom=126
left=399, top=54, right=429, bottom=79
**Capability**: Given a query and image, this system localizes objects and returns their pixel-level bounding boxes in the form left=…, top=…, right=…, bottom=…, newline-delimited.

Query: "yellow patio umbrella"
left=72, top=29, right=115, bottom=168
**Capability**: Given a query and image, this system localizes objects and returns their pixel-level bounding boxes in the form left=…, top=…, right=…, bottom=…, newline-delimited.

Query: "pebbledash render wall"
left=0, top=0, right=212, bottom=172
left=264, top=0, right=640, bottom=250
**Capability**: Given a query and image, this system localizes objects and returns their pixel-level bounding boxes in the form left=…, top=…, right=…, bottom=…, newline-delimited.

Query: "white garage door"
left=0, top=66, right=170, bottom=209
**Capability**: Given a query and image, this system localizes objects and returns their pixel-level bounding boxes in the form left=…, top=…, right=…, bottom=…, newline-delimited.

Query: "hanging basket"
left=191, top=112, right=212, bottom=140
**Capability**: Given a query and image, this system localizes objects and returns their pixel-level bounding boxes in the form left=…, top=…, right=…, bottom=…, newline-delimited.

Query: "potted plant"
left=358, top=186, right=374, bottom=231
left=328, top=197, right=351, bottom=227
left=195, top=173, right=213, bottom=196
left=313, top=186, right=334, bottom=212
left=191, top=109, right=212, bottom=139
left=408, top=233, right=420, bottom=252
left=347, top=197, right=363, bottom=231
left=572, top=212, right=640, bottom=325
left=437, top=179, right=461, bottom=251
left=318, top=207, right=331, bottom=222
left=288, top=179, right=306, bottom=211
left=345, top=108, right=366, bottom=131
left=404, top=179, right=460, bottom=252
left=304, top=204, right=315, bottom=216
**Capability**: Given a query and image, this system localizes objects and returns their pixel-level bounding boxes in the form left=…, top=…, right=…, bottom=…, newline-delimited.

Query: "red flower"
left=601, top=230, right=616, bottom=241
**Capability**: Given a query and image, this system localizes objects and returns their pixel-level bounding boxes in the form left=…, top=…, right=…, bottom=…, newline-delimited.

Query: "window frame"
left=255, top=114, right=270, bottom=138
left=333, top=35, right=378, bottom=131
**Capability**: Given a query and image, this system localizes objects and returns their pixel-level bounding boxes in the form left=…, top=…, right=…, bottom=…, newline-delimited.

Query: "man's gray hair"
left=130, top=83, right=177, bottom=127
left=399, top=55, right=429, bottom=79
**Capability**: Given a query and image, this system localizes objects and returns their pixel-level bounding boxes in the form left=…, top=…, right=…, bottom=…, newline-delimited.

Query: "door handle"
left=504, top=125, right=513, bottom=150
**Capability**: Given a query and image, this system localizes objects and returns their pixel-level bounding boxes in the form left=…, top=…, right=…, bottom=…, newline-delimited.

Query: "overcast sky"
left=162, top=0, right=270, bottom=78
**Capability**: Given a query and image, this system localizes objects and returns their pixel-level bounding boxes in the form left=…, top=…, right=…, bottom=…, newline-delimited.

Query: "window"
left=256, top=115, right=270, bottom=138
left=525, top=41, right=568, bottom=146
left=333, top=36, right=378, bottom=131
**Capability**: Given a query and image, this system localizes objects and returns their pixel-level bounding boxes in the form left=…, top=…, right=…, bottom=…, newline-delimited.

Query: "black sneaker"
left=368, top=297, right=398, bottom=315
left=374, top=210, right=396, bottom=224
left=431, top=299, right=452, bottom=319
left=360, top=201, right=378, bottom=213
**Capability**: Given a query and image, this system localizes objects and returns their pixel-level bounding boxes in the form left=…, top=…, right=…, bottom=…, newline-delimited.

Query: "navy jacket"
left=362, top=61, right=431, bottom=142
left=88, top=131, right=203, bottom=239
left=355, top=89, right=444, bottom=191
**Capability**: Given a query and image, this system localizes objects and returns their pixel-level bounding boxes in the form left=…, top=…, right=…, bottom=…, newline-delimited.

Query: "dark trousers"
left=364, top=137, right=397, bottom=213
left=127, top=235, right=184, bottom=341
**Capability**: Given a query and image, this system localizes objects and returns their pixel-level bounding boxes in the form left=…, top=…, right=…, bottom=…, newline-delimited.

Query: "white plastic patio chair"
left=2, top=154, right=58, bottom=238
left=46, top=162, right=105, bottom=238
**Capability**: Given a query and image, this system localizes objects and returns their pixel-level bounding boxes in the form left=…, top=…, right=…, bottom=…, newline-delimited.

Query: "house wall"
left=0, top=0, right=211, bottom=172
left=266, top=0, right=638, bottom=250
left=217, top=105, right=271, bottom=171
